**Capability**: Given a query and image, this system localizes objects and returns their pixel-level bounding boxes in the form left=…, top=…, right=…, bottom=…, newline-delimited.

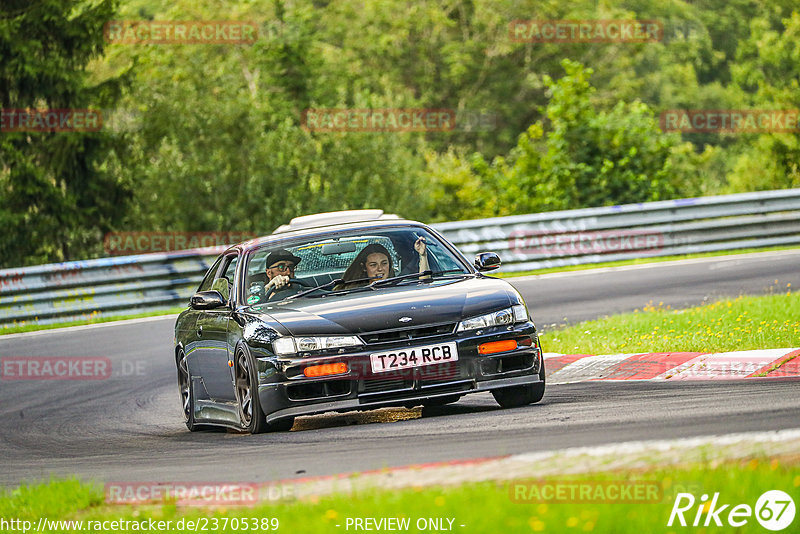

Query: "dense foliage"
left=1, top=0, right=799, bottom=267
left=0, top=0, right=129, bottom=267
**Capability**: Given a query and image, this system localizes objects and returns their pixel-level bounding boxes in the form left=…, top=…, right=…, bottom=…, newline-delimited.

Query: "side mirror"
left=474, top=252, right=501, bottom=272
left=190, top=290, right=226, bottom=310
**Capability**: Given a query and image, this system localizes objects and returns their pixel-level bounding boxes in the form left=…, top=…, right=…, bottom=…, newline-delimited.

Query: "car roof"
left=273, top=209, right=402, bottom=234
left=230, top=211, right=429, bottom=254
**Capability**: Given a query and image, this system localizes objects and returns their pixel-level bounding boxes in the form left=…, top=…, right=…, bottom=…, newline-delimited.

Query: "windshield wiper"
left=431, top=269, right=473, bottom=277
left=287, top=269, right=471, bottom=299
left=285, top=278, right=344, bottom=300
left=370, top=269, right=469, bottom=288
left=370, top=270, right=433, bottom=287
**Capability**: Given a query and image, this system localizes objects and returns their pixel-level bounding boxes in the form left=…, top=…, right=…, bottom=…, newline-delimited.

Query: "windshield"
left=243, top=227, right=470, bottom=304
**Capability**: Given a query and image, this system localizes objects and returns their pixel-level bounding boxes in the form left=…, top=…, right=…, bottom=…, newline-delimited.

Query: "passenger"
left=337, top=243, right=395, bottom=289
left=336, top=238, right=429, bottom=290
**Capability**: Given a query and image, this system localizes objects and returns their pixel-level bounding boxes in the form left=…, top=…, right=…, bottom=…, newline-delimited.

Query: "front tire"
left=234, top=345, right=294, bottom=433
left=491, top=357, right=546, bottom=408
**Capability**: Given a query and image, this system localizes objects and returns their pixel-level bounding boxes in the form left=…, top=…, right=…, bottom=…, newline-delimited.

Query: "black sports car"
left=174, top=211, right=545, bottom=433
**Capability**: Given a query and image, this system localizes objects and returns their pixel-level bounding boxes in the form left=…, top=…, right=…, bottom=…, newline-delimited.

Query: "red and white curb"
left=543, top=348, right=800, bottom=384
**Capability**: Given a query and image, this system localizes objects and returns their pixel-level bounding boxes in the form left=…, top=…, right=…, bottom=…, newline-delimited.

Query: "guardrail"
left=2, top=188, right=799, bottom=328
left=0, top=250, right=220, bottom=328
left=433, top=188, right=800, bottom=272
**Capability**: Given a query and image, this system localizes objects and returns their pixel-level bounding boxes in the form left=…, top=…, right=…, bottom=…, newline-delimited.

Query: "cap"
left=265, top=249, right=302, bottom=268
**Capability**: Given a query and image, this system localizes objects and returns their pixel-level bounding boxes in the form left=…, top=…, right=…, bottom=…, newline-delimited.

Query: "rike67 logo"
left=668, top=490, right=795, bottom=531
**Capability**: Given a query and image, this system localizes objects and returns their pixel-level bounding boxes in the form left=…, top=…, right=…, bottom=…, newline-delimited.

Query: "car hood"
left=244, top=277, right=517, bottom=336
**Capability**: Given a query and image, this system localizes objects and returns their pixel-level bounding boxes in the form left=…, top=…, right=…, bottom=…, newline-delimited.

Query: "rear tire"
left=177, top=348, right=210, bottom=432
left=491, top=357, right=545, bottom=408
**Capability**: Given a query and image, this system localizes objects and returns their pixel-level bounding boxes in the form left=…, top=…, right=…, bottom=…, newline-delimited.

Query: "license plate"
left=370, top=342, right=458, bottom=374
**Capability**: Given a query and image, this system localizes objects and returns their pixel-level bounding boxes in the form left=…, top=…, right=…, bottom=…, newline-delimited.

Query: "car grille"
left=360, top=362, right=465, bottom=398
left=359, top=323, right=456, bottom=345
left=362, top=377, right=414, bottom=394
left=419, top=361, right=460, bottom=382
left=360, top=380, right=471, bottom=402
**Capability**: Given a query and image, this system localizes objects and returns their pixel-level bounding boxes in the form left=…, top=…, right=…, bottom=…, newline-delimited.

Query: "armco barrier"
left=433, top=188, right=800, bottom=271
left=1, top=189, right=799, bottom=328
left=0, top=250, right=219, bottom=327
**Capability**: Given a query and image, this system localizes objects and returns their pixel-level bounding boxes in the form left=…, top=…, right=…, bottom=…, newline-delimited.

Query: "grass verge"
left=540, top=291, right=798, bottom=355
left=2, top=458, right=798, bottom=533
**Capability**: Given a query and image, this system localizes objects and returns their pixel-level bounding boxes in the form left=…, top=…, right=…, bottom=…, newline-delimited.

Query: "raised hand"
left=414, top=236, right=427, bottom=257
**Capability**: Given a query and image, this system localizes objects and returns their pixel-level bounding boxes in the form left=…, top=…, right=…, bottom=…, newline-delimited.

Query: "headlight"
left=458, top=306, right=528, bottom=332
left=273, top=335, right=363, bottom=356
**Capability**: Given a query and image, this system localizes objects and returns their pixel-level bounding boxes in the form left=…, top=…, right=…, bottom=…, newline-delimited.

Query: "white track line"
left=0, top=313, right=179, bottom=340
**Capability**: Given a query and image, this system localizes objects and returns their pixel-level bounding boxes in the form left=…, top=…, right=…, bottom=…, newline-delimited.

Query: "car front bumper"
left=262, top=372, right=542, bottom=423
left=256, top=323, right=543, bottom=423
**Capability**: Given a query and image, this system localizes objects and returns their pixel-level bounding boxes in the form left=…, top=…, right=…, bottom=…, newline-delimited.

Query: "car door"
left=180, top=255, right=221, bottom=376
left=194, top=253, right=239, bottom=402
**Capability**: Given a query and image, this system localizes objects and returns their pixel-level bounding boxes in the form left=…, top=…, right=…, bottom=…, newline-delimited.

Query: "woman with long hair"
left=337, top=243, right=396, bottom=289
left=336, top=238, right=429, bottom=290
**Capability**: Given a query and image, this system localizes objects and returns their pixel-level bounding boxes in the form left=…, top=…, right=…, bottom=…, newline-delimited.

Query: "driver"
left=264, top=249, right=302, bottom=300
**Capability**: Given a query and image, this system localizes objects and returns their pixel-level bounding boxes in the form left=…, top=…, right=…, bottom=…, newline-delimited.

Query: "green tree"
left=436, top=59, right=702, bottom=217
left=7, top=0, right=796, bottom=267
left=0, top=0, right=130, bottom=268
left=725, top=10, right=800, bottom=191
left=112, top=0, right=430, bottom=236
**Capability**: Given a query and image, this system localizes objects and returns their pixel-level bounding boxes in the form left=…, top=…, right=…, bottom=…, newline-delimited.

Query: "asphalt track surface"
left=1, top=250, right=798, bottom=487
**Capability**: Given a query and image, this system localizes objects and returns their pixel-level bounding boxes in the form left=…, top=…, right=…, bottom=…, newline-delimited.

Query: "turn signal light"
left=303, top=362, right=348, bottom=378
left=478, top=339, right=518, bottom=355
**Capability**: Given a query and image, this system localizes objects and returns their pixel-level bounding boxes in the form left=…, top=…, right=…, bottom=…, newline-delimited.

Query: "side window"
left=222, top=254, right=238, bottom=283
left=212, top=254, right=239, bottom=303
left=197, top=256, right=223, bottom=292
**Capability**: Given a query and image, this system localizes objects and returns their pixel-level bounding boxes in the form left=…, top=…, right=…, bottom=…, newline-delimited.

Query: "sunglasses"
left=269, top=262, right=295, bottom=272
